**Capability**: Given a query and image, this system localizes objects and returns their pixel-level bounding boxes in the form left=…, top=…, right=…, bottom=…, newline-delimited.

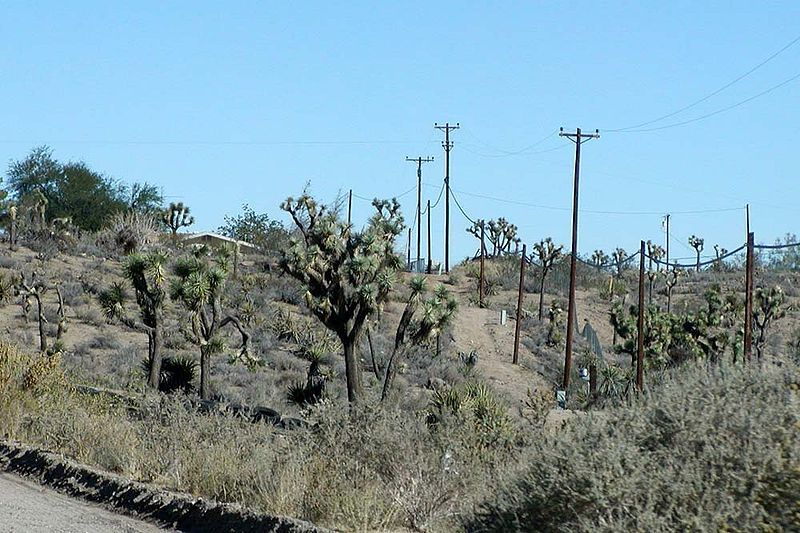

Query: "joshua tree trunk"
left=342, top=337, right=363, bottom=403
left=367, top=327, right=381, bottom=381
left=380, top=347, right=400, bottom=402
left=34, top=294, right=47, bottom=353
left=538, top=271, right=547, bottom=321
left=199, top=344, right=212, bottom=400
left=146, top=322, right=164, bottom=390
left=696, top=251, right=701, bottom=272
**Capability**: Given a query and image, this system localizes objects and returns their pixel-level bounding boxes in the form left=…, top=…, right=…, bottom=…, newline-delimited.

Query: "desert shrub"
left=98, top=210, right=161, bottom=255
left=466, top=359, right=800, bottom=532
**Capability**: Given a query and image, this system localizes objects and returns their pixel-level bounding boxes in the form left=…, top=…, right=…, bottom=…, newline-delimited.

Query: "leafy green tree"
left=98, top=252, right=169, bottom=390
left=218, top=204, right=289, bottom=252
left=380, top=277, right=457, bottom=401
left=56, top=162, right=126, bottom=231
left=532, top=238, right=563, bottom=320
left=5, top=145, right=61, bottom=200
left=280, top=193, right=404, bottom=403
left=6, top=146, right=132, bottom=231
left=125, top=182, right=164, bottom=213
left=162, top=202, right=194, bottom=237
left=170, top=247, right=255, bottom=400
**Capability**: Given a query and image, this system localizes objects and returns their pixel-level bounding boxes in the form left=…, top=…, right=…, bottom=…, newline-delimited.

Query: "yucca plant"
left=380, top=276, right=458, bottom=401
left=98, top=251, right=168, bottom=390
left=161, top=201, right=194, bottom=238
left=141, top=354, right=197, bottom=394
left=533, top=238, right=563, bottom=320
left=280, top=193, right=404, bottom=404
left=170, top=246, right=256, bottom=400
left=753, top=286, right=786, bottom=360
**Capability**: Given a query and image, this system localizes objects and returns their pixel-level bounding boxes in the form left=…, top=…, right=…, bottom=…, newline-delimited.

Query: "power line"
left=448, top=186, right=744, bottom=216
left=0, top=138, right=432, bottom=147
left=460, top=128, right=560, bottom=156
left=448, top=186, right=477, bottom=225
left=613, top=70, right=800, bottom=133
left=607, top=32, right=800, bottom=132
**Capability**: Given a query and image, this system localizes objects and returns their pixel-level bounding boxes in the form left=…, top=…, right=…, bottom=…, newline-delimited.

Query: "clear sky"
left=2, top=2, right=799, bottom=264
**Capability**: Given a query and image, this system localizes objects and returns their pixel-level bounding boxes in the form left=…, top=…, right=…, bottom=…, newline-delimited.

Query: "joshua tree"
left=162, top=202, right=194, bottom=237
left=98, top=252, right=168, bottom=390
left=753, top=286, right=786, bottom=360
left=380, top=277, right=457, bottom=401
left=533, top=238, right=563, bottom=320
left=467, top=217, right=520, bottom=257
left=280, top=193, right=404, bottom=403
left=591, top=249, right=608, bottom=273
left=16, top=273, right=49, bottom=353
left=689, top=235, right=704, bottom=272
left=170, top=246, right=255, bottom=400
left=0, top=189, right=19, bottom=251
left=713, top=244, right=728, bottom=272
left=646, top=241, right=665, bottom=303
left=664, top=268, right=680, bottom=313
left=612, top=248, right=628, bottom=278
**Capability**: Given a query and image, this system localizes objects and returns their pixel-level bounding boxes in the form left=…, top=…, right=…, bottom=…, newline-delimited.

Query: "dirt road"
left=0, top=472, right=166, bottom=533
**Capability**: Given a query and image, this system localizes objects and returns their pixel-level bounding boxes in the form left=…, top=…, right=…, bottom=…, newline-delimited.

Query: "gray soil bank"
left=0, top=441, right=326, bottom=533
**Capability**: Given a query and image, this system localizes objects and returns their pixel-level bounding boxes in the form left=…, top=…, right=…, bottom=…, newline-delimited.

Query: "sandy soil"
left=0, top=472, right=167, bottom=533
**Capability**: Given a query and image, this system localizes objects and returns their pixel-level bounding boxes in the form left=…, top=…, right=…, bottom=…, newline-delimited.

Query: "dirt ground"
left=0, top=472, right=167, bottom=533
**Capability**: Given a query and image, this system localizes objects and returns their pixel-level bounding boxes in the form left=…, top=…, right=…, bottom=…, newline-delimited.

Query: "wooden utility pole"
left=426, top=200, right=432, bottom=274
left=559, top=127, right=600, bottom=390
left=664, top=213, right=670, bottom=267
left=513, top=244, right=527, bottom=365
left=636, top=240, right=646, bottom=391
left=479, top=221, right=486, bottom=307
left=746, top=203, right=750, bottom=238
left=406, top=156, right=434, bottom=270
left=347, top=189, right=353, bottom=225
left=744, top=231, right=755, bottom=361
left=406, top=228, right=412, bottom=271
left=435, top=122, right=459, bottom=273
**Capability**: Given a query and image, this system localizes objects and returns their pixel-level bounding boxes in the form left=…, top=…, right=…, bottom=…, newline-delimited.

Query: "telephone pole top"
left=435, top=122, right=459, bottom=273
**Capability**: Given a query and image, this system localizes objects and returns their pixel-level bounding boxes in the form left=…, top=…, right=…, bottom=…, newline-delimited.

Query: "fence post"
left=744, top=231, right=754, bottom=362
left=513, top=244, right=527, bottom=365
left=636, top=241, right=645, bottom=392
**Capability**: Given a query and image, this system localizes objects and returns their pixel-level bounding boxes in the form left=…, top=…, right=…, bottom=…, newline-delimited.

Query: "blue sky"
left=2, top=2, right=799, bottom=264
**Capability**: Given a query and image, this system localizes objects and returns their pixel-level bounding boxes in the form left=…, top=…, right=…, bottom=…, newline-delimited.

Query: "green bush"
left=466, top=360, right=800, bottom=532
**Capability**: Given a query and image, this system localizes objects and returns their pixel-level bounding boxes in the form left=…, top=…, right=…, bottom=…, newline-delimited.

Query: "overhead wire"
left=448, top=186, right=478, bottom=225
left=611, top=70, right=800, bottom=133
left=460, top=128, right=560, bottom=156
left=606, top=32, right=800, bottom=132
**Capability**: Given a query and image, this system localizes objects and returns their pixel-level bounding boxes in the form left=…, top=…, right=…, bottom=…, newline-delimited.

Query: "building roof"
left=180, top=232, right=259, bottom=251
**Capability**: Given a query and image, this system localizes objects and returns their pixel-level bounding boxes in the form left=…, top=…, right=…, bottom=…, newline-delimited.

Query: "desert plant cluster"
left=1, top=146, right=799, bottom=531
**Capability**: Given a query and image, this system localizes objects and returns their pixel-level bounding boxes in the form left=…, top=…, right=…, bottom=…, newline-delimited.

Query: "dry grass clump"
left=1, top=339, right=520, bottom=531
left=466, top=359, right=800, bottom=532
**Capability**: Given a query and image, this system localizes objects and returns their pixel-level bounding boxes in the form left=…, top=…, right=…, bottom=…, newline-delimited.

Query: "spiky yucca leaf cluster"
left=429, top=381, right=514, bottom=449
